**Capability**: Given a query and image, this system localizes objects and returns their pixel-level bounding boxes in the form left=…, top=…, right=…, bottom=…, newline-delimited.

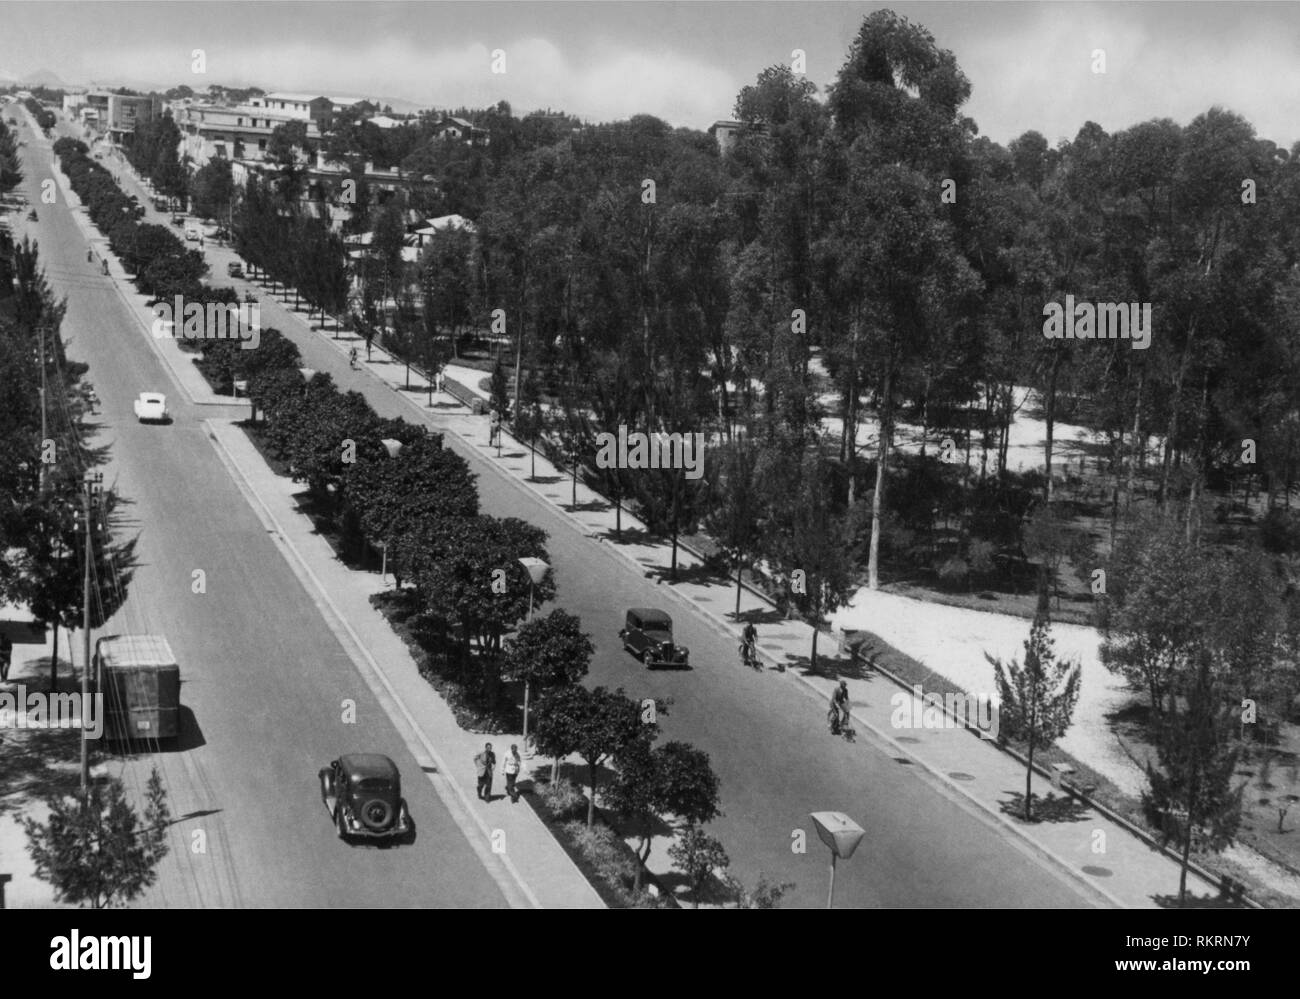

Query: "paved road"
left=15, top=110, right=508, bottom=907
left=55, top=110, right=1096, bottom=907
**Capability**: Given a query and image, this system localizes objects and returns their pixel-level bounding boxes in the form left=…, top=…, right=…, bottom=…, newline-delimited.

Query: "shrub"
left=563, top=820, right=638, bottom=891
left=668, top=825, right=729, bottom=895
left=537, top=777, right=586, bottom=822
left=720, top=871, right=795, bottom=909
left=968, top=538, right=997, bottom=576
left=937, top=555, right=970, bottom=588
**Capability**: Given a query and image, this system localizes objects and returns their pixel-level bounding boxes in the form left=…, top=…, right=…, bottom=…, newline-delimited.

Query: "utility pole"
left=38, top=323, right=47, bottom=494
left=80, top=470, right=102, bottom=795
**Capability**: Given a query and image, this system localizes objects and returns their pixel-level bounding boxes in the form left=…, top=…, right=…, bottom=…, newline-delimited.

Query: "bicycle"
left=348, top=348, right=358, bottom=370
left=739, top=640, right=759, bottom=670
left=828, top=704, right=855, bottom=741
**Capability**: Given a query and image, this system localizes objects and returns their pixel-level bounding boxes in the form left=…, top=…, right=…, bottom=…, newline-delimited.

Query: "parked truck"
left=93, top=634, right=181, bottom=743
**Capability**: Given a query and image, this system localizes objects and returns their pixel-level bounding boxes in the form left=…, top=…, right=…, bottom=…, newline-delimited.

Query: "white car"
left=184, top=226, right=200, bottom=242
left=133, top=392, right=169, bottom=423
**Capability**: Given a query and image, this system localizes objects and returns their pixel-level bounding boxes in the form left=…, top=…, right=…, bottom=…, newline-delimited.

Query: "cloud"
left=963, top=4, right=1300, bottom=148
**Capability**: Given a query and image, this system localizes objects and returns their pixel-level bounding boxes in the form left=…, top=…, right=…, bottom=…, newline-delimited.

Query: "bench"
left=1050, top=762, right=1097, bottom=799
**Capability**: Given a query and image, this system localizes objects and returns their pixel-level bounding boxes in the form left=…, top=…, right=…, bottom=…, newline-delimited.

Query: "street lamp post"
left=379, top=439, right=404, bottom=583
left=517, top=557, right=550, bottom=757
left=37, top=323, right=47, bottom=494
left=809, top=811, right=865, bottom=909
left=80, top=470, right=103, bottom=795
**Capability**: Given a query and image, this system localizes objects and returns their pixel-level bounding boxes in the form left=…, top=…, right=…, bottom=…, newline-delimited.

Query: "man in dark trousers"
left=0, top=631, right=12, bottom=682
left=474, top=742, right=496, bottom=801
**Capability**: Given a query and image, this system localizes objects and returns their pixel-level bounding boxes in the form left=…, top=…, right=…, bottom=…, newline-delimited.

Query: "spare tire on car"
left=360, top=798, right=393, bottom=831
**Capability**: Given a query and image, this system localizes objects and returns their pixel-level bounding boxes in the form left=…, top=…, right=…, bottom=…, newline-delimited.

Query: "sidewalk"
left=204, top=421, right=604, bottom=909
left=0, top=609, right=98, bottom=909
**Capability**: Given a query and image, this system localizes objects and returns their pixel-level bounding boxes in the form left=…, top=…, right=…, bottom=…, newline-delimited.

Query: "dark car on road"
left=227, top=261, right=243, bottom=278
left=319, top=754, right=413, bottom=844
left=619, top=608, right=690, bottom=668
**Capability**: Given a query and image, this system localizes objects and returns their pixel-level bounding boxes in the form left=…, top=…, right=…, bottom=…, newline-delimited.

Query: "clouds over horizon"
left=81, top=35, right=739, bottom=127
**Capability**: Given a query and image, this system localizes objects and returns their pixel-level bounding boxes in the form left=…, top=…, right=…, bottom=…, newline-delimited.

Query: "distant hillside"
left=22, top=68, right=67, bottom=88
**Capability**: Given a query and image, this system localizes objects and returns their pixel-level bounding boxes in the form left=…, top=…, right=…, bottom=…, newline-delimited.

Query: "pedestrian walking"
left=0, top=632, right=12, bottom=682
left=489, top=410, right=501, bottom=446
left=474, top=742, right=496, bottom=801
left=502, top=744, right=522, bottom=803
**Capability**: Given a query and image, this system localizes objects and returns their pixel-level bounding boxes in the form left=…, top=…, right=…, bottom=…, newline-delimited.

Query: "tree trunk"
left=1184, top=370, right=1211, bottom=542
left=669, top=475, right=680, bottom=581
left=633, top=838, right=648, bottom=892
left=735, top=562, right=744, bottom=617
left=919, top=370, right=931, bottom=460
left=1043, top=358, right=1060, bottom=504
left=1159, top=320, right=1197, bottom=508
left=586, top=764, right=597, bottom=827
left=1025, top=737, right=1035, bottom=821
left=998, top=384, right=1014, bottom=478
left=49, top=622, right=59, bottom=691
left=1179, top=754, right=1202, bottom=908
left=867, top=365, right=893, bottom=590
left=1125, top=370, right=1143, bottom=516
left=809, top=626, right=819, bottom=674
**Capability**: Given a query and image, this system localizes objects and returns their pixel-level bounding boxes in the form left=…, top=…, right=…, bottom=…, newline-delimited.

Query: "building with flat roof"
left=83, top=91, right=160, bottom=144
left=175, top=102, right=324, bottom=166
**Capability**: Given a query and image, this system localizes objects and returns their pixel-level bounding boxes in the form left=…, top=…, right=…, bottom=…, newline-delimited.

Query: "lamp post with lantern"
left=517, top=556, right=550, bottom=757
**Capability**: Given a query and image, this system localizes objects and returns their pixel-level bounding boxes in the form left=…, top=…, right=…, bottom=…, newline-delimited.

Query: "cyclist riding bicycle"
left=830, top=680, right=850, bottom=733
left=348, top=347, right=358, bottom=369
left=741, top=621, right=757, bottom=666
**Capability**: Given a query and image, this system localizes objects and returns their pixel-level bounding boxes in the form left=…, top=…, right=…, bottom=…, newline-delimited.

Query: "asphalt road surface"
left=13, top=110, right=509, bottom=907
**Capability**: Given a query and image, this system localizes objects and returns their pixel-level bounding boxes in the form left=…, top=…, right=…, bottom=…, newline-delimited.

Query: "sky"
left=1, top=1, right=1298, bottom=149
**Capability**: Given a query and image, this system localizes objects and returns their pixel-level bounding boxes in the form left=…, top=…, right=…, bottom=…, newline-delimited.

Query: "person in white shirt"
left=502, top=744, right=522, bottom=803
